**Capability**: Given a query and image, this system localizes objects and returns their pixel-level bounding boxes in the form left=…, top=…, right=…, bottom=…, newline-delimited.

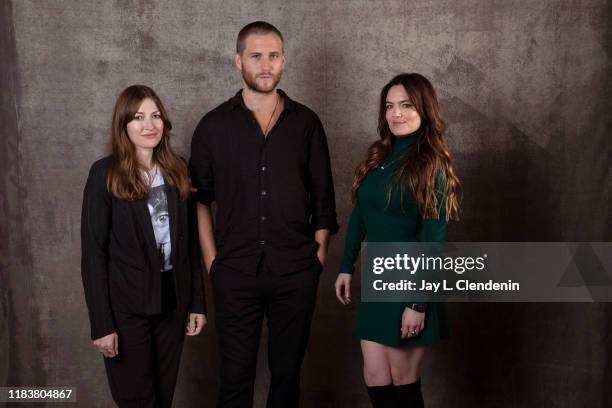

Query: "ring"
left=409, top=330, right=417, bottom=335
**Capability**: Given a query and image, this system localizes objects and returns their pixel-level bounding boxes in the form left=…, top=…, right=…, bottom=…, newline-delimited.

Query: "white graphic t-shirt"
left=146, top=166, right=172, bottom=272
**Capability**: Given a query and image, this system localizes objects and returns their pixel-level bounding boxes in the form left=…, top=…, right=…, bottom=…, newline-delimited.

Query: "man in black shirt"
left=190, top=21, right=338, bottom=407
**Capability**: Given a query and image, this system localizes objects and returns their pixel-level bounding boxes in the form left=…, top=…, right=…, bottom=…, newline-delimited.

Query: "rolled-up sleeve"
left=189, top=120, right=215, bottom=206
left=308, top=115, right=339, bottom=234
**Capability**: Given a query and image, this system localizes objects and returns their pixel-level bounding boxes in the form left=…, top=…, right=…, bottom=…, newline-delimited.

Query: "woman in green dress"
left=335, top=73, right=461, bottom=407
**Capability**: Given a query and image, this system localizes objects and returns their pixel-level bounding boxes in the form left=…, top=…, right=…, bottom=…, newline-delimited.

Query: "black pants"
left=211, top=257, right=321, bottom=408
left=104, top=271, right=186, bottom=408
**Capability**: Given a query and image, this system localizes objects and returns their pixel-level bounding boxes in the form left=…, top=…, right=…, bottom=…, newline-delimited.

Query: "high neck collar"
left=392, top=128, right=421, bottom=151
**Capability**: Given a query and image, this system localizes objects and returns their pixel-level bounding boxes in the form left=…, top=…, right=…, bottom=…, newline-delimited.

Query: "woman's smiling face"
left=385, top=84, right=421, bottom=136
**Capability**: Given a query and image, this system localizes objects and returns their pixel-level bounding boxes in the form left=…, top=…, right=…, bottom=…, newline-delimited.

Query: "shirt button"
left=260, top=190, right=267, bottom=196
left=261, top=165, right=267, bottom=171
left=260, top=240, right=266, bottom=245
left=261, top=216, right=267, bottom=221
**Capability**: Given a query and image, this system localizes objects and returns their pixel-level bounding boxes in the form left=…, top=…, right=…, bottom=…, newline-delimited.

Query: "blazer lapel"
left=135, top=198, right=158, bottom=252
left=165, top=184, right=178, bottom=266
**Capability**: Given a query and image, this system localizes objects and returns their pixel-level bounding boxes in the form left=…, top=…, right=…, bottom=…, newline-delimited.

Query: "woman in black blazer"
left=81, top=85, right=206, bottom=407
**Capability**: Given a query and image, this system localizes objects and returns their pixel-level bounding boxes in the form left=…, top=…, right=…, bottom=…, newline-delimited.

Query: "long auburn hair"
left=351, top=73, right=461, bottom=221
left=106, top=85, right=190, bottom=201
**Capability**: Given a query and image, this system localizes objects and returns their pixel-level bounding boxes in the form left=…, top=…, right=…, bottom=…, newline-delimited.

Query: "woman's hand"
left=400, top=307, right=425, bottom=339
left=186, top=313, right=207, bottom=336
left=93, top=332, right=119, bottom=358
left=334, top=273, right=352, bottom=305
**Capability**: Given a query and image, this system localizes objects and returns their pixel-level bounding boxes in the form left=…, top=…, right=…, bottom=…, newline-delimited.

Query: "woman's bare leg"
left=361, top=340, right=393, bottom=386
left=387, top=345, right=427, bottom=385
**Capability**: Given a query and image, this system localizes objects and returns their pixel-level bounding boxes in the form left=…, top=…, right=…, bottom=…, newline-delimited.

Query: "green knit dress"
left=340, top=132, right=449, bottom=347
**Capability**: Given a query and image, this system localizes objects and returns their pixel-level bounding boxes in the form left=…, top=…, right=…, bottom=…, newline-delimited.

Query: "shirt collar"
left=230, top=88, right=295, bottom=113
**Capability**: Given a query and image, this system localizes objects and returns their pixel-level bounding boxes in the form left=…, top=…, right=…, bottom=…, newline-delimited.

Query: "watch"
left=410, top=303, right=427, bottom=313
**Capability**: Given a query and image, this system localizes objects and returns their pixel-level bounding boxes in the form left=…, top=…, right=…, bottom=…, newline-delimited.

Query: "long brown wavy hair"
left=106, top=85, right=191, bottom=201
left=351, top=73, right=461, bottom=221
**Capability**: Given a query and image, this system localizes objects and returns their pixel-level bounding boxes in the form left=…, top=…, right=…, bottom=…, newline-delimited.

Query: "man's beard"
left=242, top=67, right=282, bottom=94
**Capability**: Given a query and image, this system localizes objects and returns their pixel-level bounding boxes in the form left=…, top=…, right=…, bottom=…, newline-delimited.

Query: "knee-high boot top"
left=394, top=379, right=424, bottom=407
left=366, top=384, right=397, bottom=408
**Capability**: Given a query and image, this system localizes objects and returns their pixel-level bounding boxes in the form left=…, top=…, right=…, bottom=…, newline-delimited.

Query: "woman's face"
left=126, top=98, right=164, bottom=152
left=385, top=84, right=421, bottom=137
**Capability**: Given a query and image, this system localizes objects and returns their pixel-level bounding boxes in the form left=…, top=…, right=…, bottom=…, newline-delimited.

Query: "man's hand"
left=186, top=313, right=207, bottom=336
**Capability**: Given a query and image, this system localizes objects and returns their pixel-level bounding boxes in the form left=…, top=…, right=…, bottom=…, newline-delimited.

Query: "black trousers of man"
left=211, top=256, right=321, bottom=408
left=104, top=271, right=186, bottom=408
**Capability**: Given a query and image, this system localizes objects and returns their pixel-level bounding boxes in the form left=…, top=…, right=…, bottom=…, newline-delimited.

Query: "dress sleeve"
left=417, top=169, right=448, bottom=242
left=417, top=208, right=448, bottom=242
left=339, top=200, right=367, bottom=274
left=408, top=170, right=448, bottom=310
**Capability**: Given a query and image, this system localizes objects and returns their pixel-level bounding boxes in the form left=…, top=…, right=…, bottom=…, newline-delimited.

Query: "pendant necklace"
left=380, top=157, right=400, bottom=170
left=263, top=93, right=280, bottom=136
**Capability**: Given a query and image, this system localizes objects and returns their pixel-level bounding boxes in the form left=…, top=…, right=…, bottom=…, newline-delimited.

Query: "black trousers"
left=104, top=271, right=186, bottom=408
left=211, top=257, right=321, bottom=408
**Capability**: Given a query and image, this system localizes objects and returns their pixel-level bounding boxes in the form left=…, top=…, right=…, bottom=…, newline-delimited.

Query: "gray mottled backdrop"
left=2, top=0, right=611, bottom=407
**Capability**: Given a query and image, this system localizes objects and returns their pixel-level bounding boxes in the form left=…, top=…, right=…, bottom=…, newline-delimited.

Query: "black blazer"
left=81, top=156, right=206, bottom=340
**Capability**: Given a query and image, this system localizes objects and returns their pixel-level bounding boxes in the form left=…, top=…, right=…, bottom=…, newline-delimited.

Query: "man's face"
left=235, top=33, right=285, bottom=94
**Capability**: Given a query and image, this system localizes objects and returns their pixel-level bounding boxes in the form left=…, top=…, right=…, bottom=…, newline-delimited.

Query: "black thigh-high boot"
left=394, top=379, right=424, bottom=407
left=366, top=384, right=397, bottom=408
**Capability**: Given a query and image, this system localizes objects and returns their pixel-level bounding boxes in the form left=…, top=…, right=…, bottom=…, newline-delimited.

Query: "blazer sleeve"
left=81, top=161, right=116, bottom=340
left=188, top=194, right=206, bottom=315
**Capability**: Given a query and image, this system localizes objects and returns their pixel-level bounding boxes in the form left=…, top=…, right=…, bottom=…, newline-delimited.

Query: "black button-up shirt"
left=190, top=89, right=339, bottom=275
